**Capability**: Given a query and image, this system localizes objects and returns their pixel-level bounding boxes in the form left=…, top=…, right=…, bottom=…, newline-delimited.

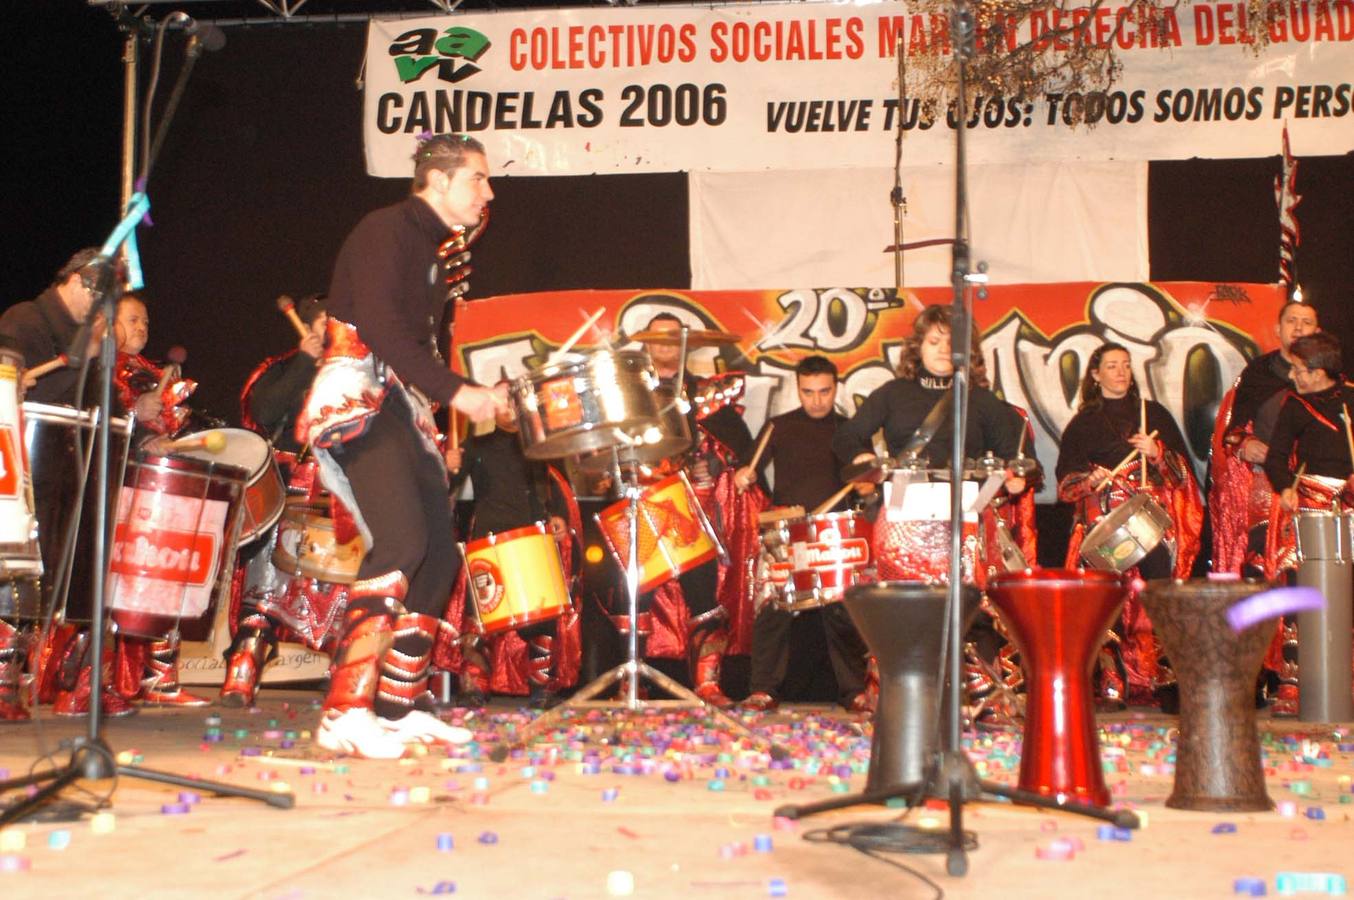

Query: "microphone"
left=188, top=22, right=227, bottom=53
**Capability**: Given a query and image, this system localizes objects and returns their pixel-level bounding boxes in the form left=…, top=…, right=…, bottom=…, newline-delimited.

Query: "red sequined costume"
left=113, top=351, right=195, bottom=436
left=1057, top=396, right=1204, bottom=706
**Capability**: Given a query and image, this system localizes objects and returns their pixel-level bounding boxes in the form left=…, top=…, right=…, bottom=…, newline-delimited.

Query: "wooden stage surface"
left=0, top=690, right=1350, bottom=899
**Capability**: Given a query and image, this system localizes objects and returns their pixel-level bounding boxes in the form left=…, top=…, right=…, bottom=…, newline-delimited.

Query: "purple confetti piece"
left=213, top=849, right=247, bottom=862
left=1227, top=587, right=1324, bottom=632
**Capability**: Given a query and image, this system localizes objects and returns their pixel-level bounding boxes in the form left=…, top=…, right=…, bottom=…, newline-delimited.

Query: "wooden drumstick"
left=747, top=422, right=775, bottom=473
left=1095, top=430, right=1159, bottom=491
left=155, top=345, right=187, bottom=394
left=24, top=354, right=69, bottom=383
left=162, top=431, right=227, bottom=454
left=811, top=481, right=856, bottom=516
left=1139, top=396, right=1149, bottom=488
left=556, top=307, right=606, bottom=357
left=276, top=295, right=309, bottom=340
left=1343, top=404, right=1354, bottom=465
left=449, top=409, right=459, bottom=452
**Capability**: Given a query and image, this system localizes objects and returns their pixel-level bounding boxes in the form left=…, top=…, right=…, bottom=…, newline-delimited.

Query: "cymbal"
left=630, top=328, right=741, bottom=348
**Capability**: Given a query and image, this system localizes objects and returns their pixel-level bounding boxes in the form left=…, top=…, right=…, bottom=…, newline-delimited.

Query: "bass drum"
left=174, top=428, right=284, bottom=545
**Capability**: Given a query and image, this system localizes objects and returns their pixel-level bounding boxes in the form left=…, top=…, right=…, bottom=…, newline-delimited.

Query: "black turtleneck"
left=1055, top=394, right=1191, bottom=482
left=832, top=369, right=1025, bottom=469
left=1264, top=384, right=1354, bottom=490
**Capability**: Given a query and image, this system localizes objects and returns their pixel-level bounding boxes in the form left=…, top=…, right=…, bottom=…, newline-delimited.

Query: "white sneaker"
left=316, top=708, right=408, bottom=759
left=379, top=709, right=473, bottom=746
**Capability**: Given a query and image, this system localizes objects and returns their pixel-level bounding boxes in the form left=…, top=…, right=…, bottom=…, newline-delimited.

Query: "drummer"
left=732, top=355, right=871, bottom=712
left=1263, top=333, right=1354, bottom=553
left=218, top=293, right=329, bottom=707
left=638, top=313, right=756, bottom=708
left=1055, top=341, right=1203, bottom=709
left=108, top=293, right=211, bottom=708
left=445, top=396, right=579, bottom=709
left=297, top=133, right=502, bottom=758
left=0, top=250, right=127, bottom=721
left=1212, top=301, right=1320, bottom=576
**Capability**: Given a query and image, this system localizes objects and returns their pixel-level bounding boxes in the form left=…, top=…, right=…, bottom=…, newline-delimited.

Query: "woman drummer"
left=1262, top=332, right=1354, bottom=569
left=832, top=304, right=1029, bottom=489
left=1055, top=341, right=1203, bottom=709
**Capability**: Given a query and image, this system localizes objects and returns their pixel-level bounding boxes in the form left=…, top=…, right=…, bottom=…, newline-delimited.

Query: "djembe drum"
left=987, top=569, right=1128, bottom=807
left=842, top=581, right=980, bottom=793
left=1139, top=578, right=1275, bottom=812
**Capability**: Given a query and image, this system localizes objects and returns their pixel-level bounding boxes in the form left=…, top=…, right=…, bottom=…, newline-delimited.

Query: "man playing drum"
left=1056, top=342, right=1203, bottom=710
left=732, top=355, right=871, bottom=713
left=446, top=398, right=580, bottom=709
left=1212, top=300, right=1320, bottom=576
left=219, top=293, right=330, bottom=707
left=634, top=313, right=755, bottom=708
left=0, top=249, right=126, bottom=721
left=297, top=133, right=504, bottom=758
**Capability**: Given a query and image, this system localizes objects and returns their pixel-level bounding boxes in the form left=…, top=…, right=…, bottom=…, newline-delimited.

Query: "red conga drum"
left=1139, top=578, right=1276, bottom=811
left=987, top=569, right=1128, bottom=807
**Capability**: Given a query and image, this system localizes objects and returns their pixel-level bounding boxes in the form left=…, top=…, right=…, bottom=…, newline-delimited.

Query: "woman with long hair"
left=1056, top=341, right=1203, bottom=709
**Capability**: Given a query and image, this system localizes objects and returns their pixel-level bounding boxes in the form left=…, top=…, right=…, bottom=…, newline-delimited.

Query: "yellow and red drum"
left=462, top=522, right=570, bottom=635
left=596, top=472, right=721, bottom=594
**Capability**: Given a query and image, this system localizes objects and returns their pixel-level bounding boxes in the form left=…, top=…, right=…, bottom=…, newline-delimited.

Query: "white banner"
left=689, top=161, right=1148, bottom=288
left=363, top=1, right=1354, bottom=176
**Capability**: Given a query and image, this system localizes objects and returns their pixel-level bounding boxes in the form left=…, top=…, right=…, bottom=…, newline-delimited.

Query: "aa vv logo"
left=389, top=27, right=491, bottom=84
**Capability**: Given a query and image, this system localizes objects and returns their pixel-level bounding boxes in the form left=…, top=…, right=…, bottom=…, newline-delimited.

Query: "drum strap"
left=1292, top=393, right=1341, bottom=434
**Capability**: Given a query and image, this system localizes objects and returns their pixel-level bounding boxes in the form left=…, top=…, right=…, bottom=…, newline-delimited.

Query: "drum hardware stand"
left=499, top=328, right=787, bottom=760
left=776, top=5, right=1136, bottom=875
left=0, top=13, right=292, bottom=824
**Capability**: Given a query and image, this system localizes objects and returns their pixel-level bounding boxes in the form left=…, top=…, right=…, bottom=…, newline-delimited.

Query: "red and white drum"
left=874, top=480, right=979, bottom=584
left=108, top=454, right=248, bottom=638
left=0, top=350, right=37, bottom=587
left=174, top=428, right=284, bottom=545
left=780, top=511, right=874, bottom=611
left=462, top=522, right=570, bottom=635
left=596, top=472, right=722, bottom=594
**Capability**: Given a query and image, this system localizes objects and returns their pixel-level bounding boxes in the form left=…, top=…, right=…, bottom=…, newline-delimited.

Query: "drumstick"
left=555, top=307, right=605, bottom=357
left=1095, top=430, right=1160, bottom=491
left=811, top=482, right=856, bottom=516
left=24, top=354, right=69, bottom=383
left=1139, top=396, right=1149, bottom=488
left=1343, top=404, right=1354, bottom=465
left=449, top=409, right=459, bottom=451
left=161, top=431, right=227, bottom=454
left=155, top=345, right=187, bottom=394
left=746, top=422, right=775, bottom=473
left=276, top=295, right=309, bottom=339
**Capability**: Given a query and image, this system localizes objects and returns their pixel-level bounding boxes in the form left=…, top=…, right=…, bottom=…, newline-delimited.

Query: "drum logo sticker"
left=794, top=539, right=869, bottom=570
left=470, top=558, right=506, bottom=614
left=542, top=379, right=584, bottom=431
left=110, top=524, right=216, bottom=586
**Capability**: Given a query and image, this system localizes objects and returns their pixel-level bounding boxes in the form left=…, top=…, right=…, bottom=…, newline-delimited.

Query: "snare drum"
left=779, top=511, right=874, bottom=611
left=174, top=428, right=284, bottom=544
left=874, top=480, right=980, bottom=584
left=512, top=349, right=676, bottom=462
left=462, top=522, right=570, bottom=635
left=596, top=472, right=722, bottom=594
left=107, top=454, right=249, bottom=639
left=271, top=498, right=366, bottom=584
left=1079, top=492, right=1172, bottom=573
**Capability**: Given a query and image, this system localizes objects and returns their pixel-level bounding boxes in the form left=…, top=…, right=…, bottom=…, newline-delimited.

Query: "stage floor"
left=0, top=690, right=1350, bottom=899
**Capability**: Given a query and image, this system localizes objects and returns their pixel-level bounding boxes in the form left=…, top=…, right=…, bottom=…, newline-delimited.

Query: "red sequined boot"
left=219, top=618, right=278, bottom=708
left=0, top=620, right=31, bottom=722
left=376, top=613, right=470, bottom=746
left=689, top=612, right=732, bottom=708
left=141, top=632, right=211, bottom=707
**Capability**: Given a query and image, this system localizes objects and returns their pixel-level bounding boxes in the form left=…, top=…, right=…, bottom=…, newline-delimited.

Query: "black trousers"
left=329, top=396, right=459, bottom=616
left=634, top=557, right=721, bottom=621
left=749, top=602, right=868, bottom=703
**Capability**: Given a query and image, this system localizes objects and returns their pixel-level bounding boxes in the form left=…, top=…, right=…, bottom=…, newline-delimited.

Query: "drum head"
left=175, top=428, right=269, bottom=477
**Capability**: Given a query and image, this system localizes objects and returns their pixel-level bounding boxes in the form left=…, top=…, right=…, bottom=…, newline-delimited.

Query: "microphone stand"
left=775, top=1, right=1137, bottom=875
left=0, top=12, right=290, bottom=825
